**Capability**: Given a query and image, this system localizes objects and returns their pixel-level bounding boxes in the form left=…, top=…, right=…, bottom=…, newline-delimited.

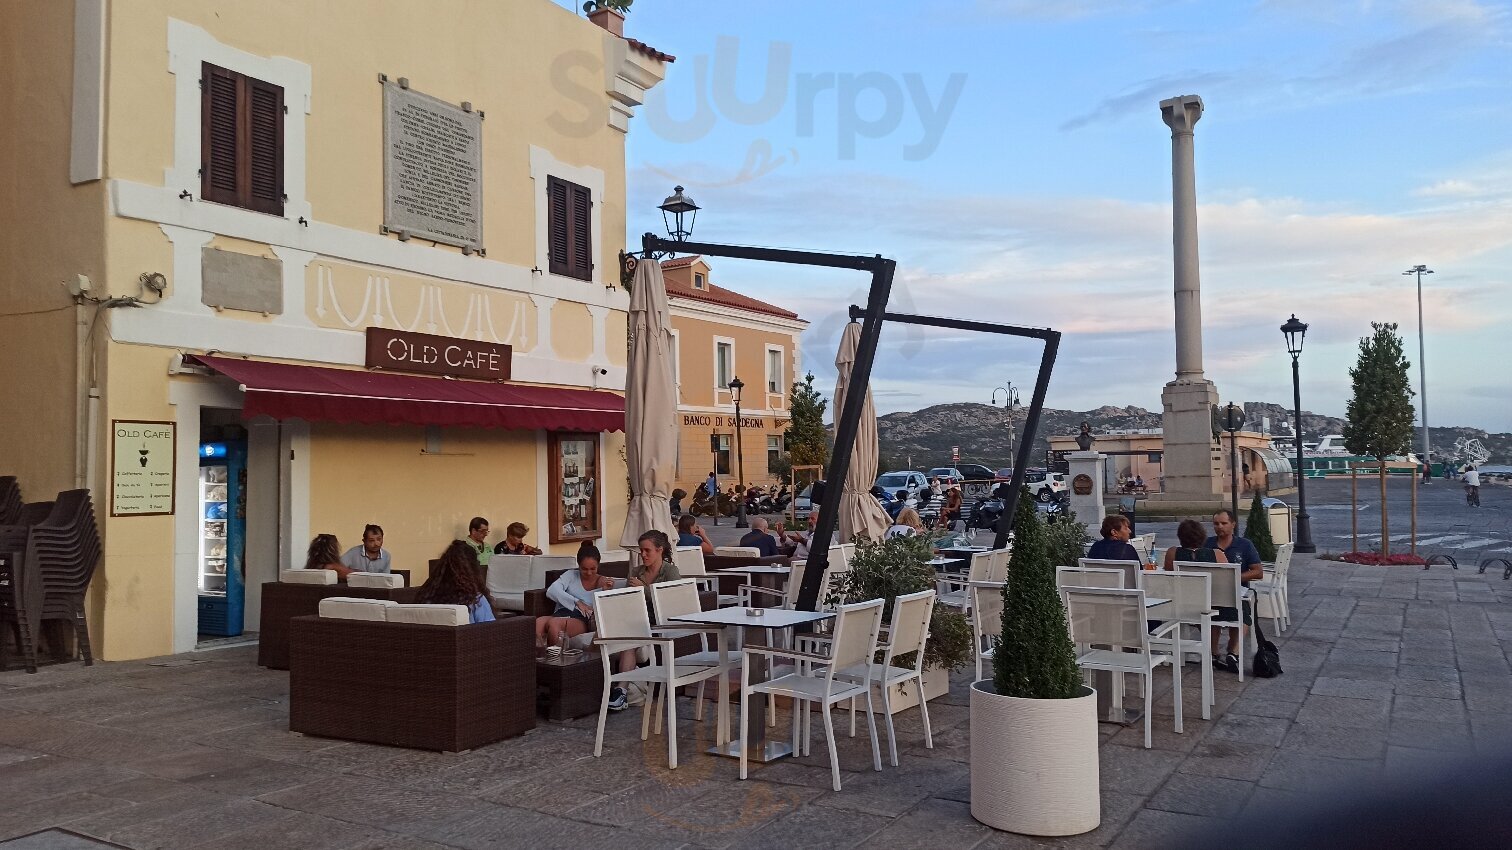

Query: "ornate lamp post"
left=1281, top=314, right=1316, bottom=553
left=991, top=383, right=1021, bottom=465
left=730, top=376, right=748, bottom=529
left=619, top=185, right=701, bottom=287
left=1222, top=402, right=1243, bottom=520
left=1402, top=264, right=1433, bottom=479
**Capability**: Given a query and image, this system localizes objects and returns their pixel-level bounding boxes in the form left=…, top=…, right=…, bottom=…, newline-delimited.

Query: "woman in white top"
left=535, top=544, right=614, bottom=648
left=886, top=507, right=926, bottom=540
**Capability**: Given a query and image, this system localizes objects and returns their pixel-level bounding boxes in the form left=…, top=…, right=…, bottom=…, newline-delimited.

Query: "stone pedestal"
left=1159, top=379, right=1223, bottom=502
left=1066, top=451, right=1106, bottom=523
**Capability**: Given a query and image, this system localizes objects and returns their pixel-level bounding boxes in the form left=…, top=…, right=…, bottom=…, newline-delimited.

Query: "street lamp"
left=660, top=185, right=699, bottom=244
left=730, top=376, right=748, bottom=529
left=1281, top=314, right=1316, bottom=553
left=1402, top=264, right=1434, bottom=479
left=991, top=384, right=1021, bottom=465
left=1222, top=401, right=1243, bottom=521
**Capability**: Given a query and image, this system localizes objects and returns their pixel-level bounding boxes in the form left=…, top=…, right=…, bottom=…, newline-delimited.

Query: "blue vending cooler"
left=197, top=441, right=245, bottom=636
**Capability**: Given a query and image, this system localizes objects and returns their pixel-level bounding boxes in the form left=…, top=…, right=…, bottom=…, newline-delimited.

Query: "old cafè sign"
left=365, top=328, right=511, bottom=381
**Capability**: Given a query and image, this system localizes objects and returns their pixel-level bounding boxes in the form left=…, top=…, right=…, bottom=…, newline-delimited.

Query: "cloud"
left=1060, top=72, right=1234, bottom=131
left=1412, top=179, right=1486, bottom=198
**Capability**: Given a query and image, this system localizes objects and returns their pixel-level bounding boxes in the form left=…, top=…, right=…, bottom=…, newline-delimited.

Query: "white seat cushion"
left=599, top=549, right=631, bottom=564
left=387, top=604, right=469, bottom=626
left=317, top=597, right=396, bottom=621
left=486, top=555, right=534, bottom=610
left=280, top=569, right=337, bottom=585
left=346, top=572, right=404, bottom=589
left=714, top=546, right=762, bottom=557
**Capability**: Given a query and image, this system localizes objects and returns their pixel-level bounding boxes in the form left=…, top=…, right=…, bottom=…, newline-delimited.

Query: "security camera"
left=598, top=368, right=608, bottom=375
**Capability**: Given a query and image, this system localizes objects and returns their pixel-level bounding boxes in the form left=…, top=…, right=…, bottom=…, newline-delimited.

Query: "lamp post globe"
left=1281, top=314, right=1316, bottom=553
left=659, top=185, right=699, bottom=245
left=730, top=376, right=748, bottom=529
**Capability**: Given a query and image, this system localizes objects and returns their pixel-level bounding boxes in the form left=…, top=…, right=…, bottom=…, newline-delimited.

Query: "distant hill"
left=846, top=401, right=1509, bottom=471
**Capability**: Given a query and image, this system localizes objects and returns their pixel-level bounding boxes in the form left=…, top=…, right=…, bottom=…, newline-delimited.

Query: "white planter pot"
left=970, top=681, right=1099, bottom=836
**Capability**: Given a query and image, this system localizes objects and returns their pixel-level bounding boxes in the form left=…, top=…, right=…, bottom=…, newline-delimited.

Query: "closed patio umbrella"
left=833, top=321, right=891, bottom=543
left=619, top=259, right=679, bottom=549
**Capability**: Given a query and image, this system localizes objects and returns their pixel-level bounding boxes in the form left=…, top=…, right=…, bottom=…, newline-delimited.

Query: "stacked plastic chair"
left=26, top=490, right=101, bottom=665
left=0, top=477, right=43, bottom=672
left=0, top=477, right=21, bottom=525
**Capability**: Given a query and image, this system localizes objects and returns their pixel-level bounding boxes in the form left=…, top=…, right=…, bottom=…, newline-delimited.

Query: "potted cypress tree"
left=970, top=489, right=1100, bottom=835
left=1243, top=492, right=1278, bottom=562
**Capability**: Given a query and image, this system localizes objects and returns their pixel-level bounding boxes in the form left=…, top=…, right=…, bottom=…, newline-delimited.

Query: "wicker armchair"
left=257, top=580, right=420, bottom=669
left=288, top=613, right=535, bottom=752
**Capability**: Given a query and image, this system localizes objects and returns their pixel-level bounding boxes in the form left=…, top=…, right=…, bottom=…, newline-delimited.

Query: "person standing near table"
left=1205, top=509, right=1264, bottom=673
left=466, top=516, right=492, bottom=567
left=340, top=524, right=391, bottom=574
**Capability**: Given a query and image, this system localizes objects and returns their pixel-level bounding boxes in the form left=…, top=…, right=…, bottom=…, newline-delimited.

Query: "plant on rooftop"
left=992, top=487, right=1080, bottom=699
left=583, top=0, right=633, bottom=14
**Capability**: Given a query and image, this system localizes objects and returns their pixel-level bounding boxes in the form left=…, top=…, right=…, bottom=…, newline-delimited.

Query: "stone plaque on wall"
left=202, top=248, right=283, bottom=314
left=382, top=79, right=484, bottom=252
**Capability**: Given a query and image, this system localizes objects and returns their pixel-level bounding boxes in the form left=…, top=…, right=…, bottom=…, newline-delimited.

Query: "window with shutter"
left=546, top=175, right=593, bottom=281
left=200, top=62, right=283, bottom=216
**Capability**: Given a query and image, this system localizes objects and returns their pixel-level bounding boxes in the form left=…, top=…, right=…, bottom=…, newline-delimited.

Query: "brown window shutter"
left=245, top=77, right=284, bottom=216
left=201, top=63, right=241, bottom=206
left=569, top=183, right=593, bottom=281
left=547, top=177, right=570, bottom=276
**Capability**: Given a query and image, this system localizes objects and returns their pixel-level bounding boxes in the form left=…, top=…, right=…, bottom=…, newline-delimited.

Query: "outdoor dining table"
left=667, top=605, right=834, bottom=763
left=1095, top=596, right=1170, bottom=725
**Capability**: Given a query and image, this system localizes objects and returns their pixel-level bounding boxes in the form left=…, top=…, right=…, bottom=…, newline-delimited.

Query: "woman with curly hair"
left=304, top=533, right=352, bottom=579
left=416, top=540, right=495, bottom=623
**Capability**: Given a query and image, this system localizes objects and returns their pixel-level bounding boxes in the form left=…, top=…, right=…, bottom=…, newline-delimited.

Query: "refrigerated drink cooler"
left=197, top=441, right=245, bottom=636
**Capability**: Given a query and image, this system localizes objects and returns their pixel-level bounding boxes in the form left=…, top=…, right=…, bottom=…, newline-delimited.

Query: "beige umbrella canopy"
left=833, top=321, right=892, bottom=543
left=619, top=259, right=679, bottom=549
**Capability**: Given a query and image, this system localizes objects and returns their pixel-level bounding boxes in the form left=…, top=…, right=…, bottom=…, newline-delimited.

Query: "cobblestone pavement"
left=4, top=533, right=1511, bottom=847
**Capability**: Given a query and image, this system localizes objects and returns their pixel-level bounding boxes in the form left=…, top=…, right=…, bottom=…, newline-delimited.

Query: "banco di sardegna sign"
left=682, top=414, right=769, bottom=429
left=365, top=328, right=511, bottom=381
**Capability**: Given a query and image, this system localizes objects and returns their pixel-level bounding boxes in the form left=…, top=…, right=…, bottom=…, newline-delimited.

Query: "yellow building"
left=661, top=257, right=808, bottom=497
left=0, top=0, right=671, bottom=659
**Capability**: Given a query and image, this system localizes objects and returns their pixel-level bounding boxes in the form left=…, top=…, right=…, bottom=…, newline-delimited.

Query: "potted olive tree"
left=828, top=533, right=973, bottom=711
left=970, top=490, right=1099, bottom=835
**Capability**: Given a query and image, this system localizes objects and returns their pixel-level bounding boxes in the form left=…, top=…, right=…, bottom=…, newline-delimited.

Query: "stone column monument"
left=1156, top=95, right=1222, bottom=503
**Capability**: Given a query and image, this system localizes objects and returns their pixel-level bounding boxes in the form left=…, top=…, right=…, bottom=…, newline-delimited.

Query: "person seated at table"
left=466, top=516, right=492, bottom=566
left=340, top=524, right=391, bottom=574
left=940, top=484, right=963, bottom=529
left=416, top=540, right=495, bottom=623
left=737, top=517, right=780, bottom=557
left=886, top=507, right=925, bottom=539
left=493, top=521, right=543, bottom=556
left=1134, top=475, right=1146, bottom=490
left=537, top=543, right=615, bottom=649
left=1162, top=518, right=1228, bottom=570
left=885, top=489, right=910, bottom=520
left=784, top=510, right=819, bottom=559
left=630, top=530, right=683, bottom=586
left=1085, top=515, right=1141, bottom=561
left=677, top=513, right=714, bottom=555
left=305, top=533, right=353, bottom=579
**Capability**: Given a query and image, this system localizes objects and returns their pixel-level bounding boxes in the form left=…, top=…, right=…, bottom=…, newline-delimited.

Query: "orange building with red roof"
left=661, top=256, right=808, bottom=496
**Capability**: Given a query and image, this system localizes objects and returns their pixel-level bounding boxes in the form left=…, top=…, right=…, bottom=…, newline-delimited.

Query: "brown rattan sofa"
left=257, top=580, right=419, bottom=669
left=288, top=612, right=535, bottom=752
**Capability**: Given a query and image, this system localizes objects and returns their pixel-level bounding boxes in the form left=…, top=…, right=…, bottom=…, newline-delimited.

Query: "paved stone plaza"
left=2, top=484, right=1509, bottom=849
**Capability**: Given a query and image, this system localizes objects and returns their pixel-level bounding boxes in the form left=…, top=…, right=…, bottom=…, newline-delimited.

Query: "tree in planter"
left=827, top=533, right=973, bottom=673
left=1244, top=491, right=1277, bottom=562
left=994, top=488, right=1081, bottom=699
left=785, top=372, right=830, bottom=468
left=1342, top=322, right=1415, bottom=556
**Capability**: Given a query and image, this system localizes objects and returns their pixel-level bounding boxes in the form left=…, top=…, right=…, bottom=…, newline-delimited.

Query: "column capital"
left=1160, top=94, right=1204, bottom=135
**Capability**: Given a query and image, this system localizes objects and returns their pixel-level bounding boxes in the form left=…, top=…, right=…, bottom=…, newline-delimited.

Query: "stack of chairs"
left=0, top=477, right=21, bottom=525
left=0, top=486, right=102, bottom=672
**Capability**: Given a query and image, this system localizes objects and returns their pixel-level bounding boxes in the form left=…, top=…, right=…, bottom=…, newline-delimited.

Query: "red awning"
left=189, top=354, right=624, bottom=432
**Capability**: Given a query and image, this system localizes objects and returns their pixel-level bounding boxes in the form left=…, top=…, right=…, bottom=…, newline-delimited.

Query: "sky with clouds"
left=581, top=0, right=1512, bottom=431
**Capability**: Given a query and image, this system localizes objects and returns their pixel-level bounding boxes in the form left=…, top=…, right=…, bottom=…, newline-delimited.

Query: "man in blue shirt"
left=340, top=524, right=392, bottom=574
left=1205, top=509, right=1265, bottom=672
left=738, top=517, right=780, bottom=557
left=1086, top=515, right=1141, bottom=562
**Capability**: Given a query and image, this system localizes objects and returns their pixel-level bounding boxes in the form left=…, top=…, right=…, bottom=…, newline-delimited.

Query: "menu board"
left=549, top=433, right=600, bottom=543
left=112, top=420, right=175, bottom=516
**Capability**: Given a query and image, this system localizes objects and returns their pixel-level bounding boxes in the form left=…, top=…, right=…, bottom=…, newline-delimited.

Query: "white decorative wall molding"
left=586, top=304, right=611, bottom=364
left=529, top=294, right=559, bottom=359
left=159, top=225, right=215, bottom=317
left=269, top=247, right=317, bottom=329
left=528, top=145, right=606, bottom=288
left=602, top=32, right=669, bottom=133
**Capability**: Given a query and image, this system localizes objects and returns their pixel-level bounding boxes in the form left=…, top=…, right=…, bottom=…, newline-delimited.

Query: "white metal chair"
left=739, top=598, right=885, bottom=791
left=675, top=545, right=741, bottom=607
left=1078, top=557, right=1141, bottom=590
left=837, top=589, right=936, bottom=766
left=1138, top=570, right=1216, bottom=719
left=1056, top=565, right=1125, bottom=590
left=1061, top=586, right=1182, bottom=748
left=986, top=547, right=1012, bottom=584
left=591, top=586, right=729, bottom=769
left=939, top=551, right=993, bottom=615
left=1252, top=542, right=1293, bottom=632
left=969, top=581, right=1003, bottom=682
left=647, top=578, right=743, bottom=738
left=1172, top=560, right=1255, bottom=682
left=1130, top=534, right=1156, bottom=563
left=714, top=546, right=762, bottom=558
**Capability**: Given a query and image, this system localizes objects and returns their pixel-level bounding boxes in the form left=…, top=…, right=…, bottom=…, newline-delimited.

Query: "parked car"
left=792, top=481, right=821, bottom=520
left=927, top=467, right=965, bottom=486
left=991, top=468, right=1067, bottom=503
left=955, top=463, right=997, bottom=482
left=874, top=470, right=929, bottom=501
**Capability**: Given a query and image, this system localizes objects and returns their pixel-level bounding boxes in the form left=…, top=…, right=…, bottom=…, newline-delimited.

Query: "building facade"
left=0, top=0, right=670, bottom=659
left=661, top=257, right=807, bottom=497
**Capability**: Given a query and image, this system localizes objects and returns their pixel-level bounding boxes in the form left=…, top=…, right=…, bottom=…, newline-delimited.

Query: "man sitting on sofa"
left=738, top=517, right=780, bottom=557
left=493, top=521, right=543, bottom=556
left=340, top=524, right=392, bottom=574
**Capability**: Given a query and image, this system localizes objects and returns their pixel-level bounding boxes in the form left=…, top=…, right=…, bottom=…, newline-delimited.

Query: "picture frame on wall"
left=549, top=432, right=600, bottom=543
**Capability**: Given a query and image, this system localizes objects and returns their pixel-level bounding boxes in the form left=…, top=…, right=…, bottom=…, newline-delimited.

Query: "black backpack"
left=1252, top=620, right=1282, bottom=678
